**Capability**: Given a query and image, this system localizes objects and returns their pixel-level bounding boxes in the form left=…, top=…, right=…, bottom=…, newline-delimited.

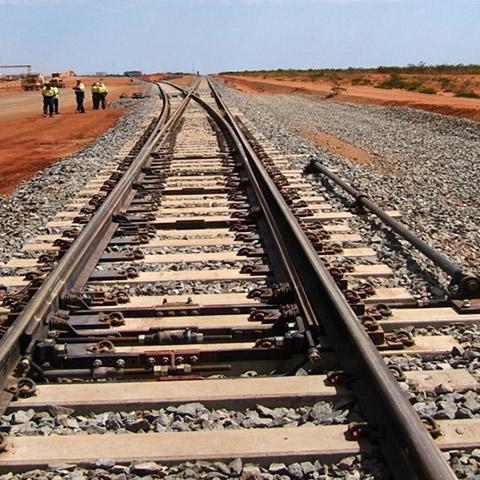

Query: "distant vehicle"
left=124, top=70, right=142, bottom=77
left=21, top=73, right=43, bottom=91
left=50, top=72, right=66, bottom=88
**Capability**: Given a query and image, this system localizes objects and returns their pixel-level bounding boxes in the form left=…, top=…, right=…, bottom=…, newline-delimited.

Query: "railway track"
left=0, top=77, right=479, bottom=479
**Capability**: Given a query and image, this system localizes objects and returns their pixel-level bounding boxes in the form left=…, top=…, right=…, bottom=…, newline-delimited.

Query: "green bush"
left=418, top=87, right=437, bottom=94
left=308, top=72, right=323, bottom=81
left=404, top=81, right=423, bottom=91
left=351, top=77, right=373, bottom=86
left=454, top=90, right=480, bottom=98
left=376, top=74, right=406, bottom=89
left=351, top=77, right=364, bottom=85
left=439, top=77, right=452, bottom=89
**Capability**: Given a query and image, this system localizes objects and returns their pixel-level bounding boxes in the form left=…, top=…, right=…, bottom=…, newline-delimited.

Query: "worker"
left=52, top=84, right=60, bottom=114
left=41, top=82, right=56, bottom=117
left=91, top=82, right=100, bottom=110
left=73, top=79, right=86, bottom=113
left=98, top=79, right=108, bottom=110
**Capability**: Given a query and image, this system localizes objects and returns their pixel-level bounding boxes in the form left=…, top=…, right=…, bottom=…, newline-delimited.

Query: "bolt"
left=190, top=355, right=199, bottom=364
left=175, top=356, right=184, bottom=365
left=160, top=356, right=170, bottom=365
left=308, top=348, right=321, bottom=363
left=116, top=359, right=125, bottom=369
left=92, top=359, right=102, bottom=368
left=18, top=358, right=30, bottom=372
left=146, top=357, right=156, bottom=367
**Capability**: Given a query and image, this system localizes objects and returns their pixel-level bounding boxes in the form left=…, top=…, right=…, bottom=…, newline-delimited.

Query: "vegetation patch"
left=351, top=77, right=373, bottom=86
left=375, top=74, right=431, bottom=93
left=221, top=63, right=480, bottom=77
left=418, top=87, right=437, bottom=94
left=454, top=90, right=480, bottom=99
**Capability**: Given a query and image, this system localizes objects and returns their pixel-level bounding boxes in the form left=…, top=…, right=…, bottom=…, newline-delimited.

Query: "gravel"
left=0, top=83, right=162, bottom=272
left=0, top=401, right=353, bottom=436
left=215, top=82, right=480, bottom=299
left=386, top=323, right=480, bottom=377
left=85, top=280, right=266, bottom=297
left=0, top=452, right=389, bottom=479
left=94, top=260, right=257, bottom=273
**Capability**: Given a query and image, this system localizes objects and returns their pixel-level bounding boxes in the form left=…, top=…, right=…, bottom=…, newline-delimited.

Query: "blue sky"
left=0, top=0, right=479, bottom=74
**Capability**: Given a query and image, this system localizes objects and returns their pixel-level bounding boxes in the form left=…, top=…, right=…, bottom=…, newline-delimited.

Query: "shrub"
left=439, top=77, right=452, bottom=89
left=454, top=90, right=480, bottom=98
left=308, top=72, right=323, bottom=81
left=351, top=77, right=373, bottom=86
left=404, top=81, right=423, bottom=91
left=376, top=74, right=406, bottom=89
left=418, top=86, right=437, bottom=94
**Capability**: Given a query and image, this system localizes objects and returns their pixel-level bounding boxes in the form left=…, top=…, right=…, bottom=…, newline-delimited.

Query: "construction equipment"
left=50, top=72, right=66, bottom=88
left=21, top=73, right=44, bottom=91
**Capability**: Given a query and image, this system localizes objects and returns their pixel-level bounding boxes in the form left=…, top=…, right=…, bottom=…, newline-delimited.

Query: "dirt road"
left=0, top=77, right=141, bottom=196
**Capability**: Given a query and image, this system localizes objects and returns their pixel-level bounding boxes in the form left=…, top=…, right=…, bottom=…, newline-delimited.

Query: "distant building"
left=95, top=71, right=107, bottom=76
left=124, top=70, right=142, bottom=77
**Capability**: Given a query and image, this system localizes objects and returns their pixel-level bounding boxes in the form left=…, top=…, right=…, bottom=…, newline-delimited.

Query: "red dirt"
left=219, top=75, right=480, bottom=122
left=301, top=129, right=392, bottom=173
left=170, top=75, right=195, bottom=86
left=0, top=76, right=141, bottom=196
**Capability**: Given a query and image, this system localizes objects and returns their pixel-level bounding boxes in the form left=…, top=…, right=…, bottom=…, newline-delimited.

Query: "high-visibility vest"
left=53, top=86, right=59, bottom=99
left=74, top=83, right=85, bottom=92
left=41, top=86, right=56, bottom=97
left=98, top=83, right=108, bottom=94
left=91, top=85, right=100, bottom=93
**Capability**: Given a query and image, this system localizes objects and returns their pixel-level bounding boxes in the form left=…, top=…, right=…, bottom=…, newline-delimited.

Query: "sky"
left=0, top=0, right=479, bottom=75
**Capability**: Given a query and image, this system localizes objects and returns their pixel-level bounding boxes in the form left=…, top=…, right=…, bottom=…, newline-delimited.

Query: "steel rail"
left=162, top=81, right=314, bottom=325
left=203, top=78, right=456, bottom=480
left=0, top=82, right=199, bottom=410
left=304, top=160, right=480, bottom=299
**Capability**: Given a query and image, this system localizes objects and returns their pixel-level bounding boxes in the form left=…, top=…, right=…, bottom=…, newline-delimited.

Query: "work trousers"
left=92, top=92, right=100, bottom=110
left=100, top=92, right=107, bottom=110
left=53, top=98, right=59, bottom=114
left=75, top=92, right=85, bottom=112
left=43, top=96, right=54, bottom=116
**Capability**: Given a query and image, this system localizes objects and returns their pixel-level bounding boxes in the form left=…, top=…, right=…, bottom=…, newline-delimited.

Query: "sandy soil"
left=0, top=76, right=141, bottom=196
left=219, top=75, right=480, bottom=122
left=170, top=75, right=195, bottom=86
left=301, top=128, right=390, bottom=173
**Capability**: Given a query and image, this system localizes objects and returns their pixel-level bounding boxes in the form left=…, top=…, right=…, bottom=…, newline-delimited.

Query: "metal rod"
left=305, top=159, right=480, bottom=298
